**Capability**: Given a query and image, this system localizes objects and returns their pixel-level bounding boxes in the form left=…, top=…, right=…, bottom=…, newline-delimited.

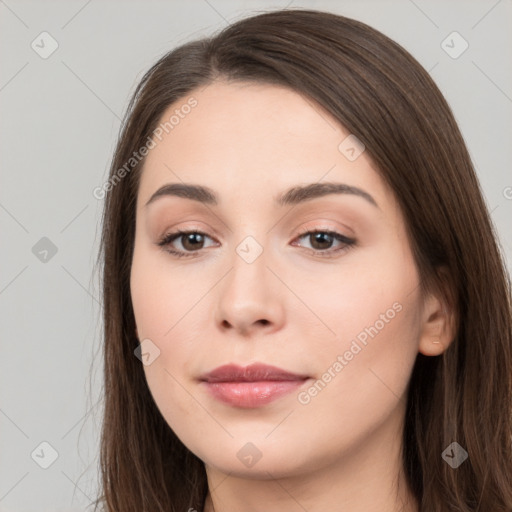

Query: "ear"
left=418, top=271, right=457, bottom=356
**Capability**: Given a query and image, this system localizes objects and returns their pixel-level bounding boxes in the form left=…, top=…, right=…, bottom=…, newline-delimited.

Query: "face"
left=130, top=80, right=425, bottom=478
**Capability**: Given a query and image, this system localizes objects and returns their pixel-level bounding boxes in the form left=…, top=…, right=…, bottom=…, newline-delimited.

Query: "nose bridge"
left=214, top=230, right=284, bottom=334
left=227, top=233, right=273, bottom=301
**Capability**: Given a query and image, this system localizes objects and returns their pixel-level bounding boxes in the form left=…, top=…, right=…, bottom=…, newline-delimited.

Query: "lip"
left=199, top=363, right=310, bottom=408
left=200, top=363, right=309, bottom=383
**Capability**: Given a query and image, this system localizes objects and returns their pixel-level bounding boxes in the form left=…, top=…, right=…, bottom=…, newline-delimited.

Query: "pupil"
left=312, top=232, right=332, bottom=249
left=184, top=233, right=203, bottom=250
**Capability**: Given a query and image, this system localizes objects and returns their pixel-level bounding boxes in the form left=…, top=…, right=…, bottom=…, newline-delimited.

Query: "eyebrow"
left=144, top=181, right=379, bottom=209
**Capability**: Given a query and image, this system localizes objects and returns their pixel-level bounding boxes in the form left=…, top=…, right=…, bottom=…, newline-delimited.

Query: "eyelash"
left=157, top=227, right=356, bottom=259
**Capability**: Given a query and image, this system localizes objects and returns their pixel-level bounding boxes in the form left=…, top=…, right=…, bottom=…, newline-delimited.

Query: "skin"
left=130, top=80, right=455, bottom=512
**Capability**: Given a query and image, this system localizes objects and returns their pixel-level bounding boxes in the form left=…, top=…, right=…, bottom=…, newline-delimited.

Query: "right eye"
left=157, top=230, right=218, bottom=258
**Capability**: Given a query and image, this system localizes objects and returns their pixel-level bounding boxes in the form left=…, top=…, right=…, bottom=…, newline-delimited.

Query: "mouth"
left=199, top=363, right=310, bottom=408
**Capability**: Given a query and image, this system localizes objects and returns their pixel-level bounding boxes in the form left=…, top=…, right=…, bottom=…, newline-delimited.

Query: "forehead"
left=136, top=80, right=392, bottom=211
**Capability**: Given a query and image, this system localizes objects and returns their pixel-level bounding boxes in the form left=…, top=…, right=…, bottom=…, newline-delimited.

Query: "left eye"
left=157, top=229, right=355, bottom=258
left=292, top=230, right=355, bottom=254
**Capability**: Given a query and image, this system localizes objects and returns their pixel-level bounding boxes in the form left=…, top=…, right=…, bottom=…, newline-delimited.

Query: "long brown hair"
left=94, top=8, right=512, bottom=511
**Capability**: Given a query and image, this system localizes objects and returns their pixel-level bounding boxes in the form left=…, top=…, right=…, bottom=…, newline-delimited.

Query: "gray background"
left=1, top=0, right=511, bottom=510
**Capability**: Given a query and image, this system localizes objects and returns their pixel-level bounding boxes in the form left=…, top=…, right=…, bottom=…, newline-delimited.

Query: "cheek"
left=130, top=239, right=209, bottom=342
left=287, top=241, right=421, bottom=352
left=289, top=242, right=422, bottom=408
left=130, top=245, right=217, bottom=433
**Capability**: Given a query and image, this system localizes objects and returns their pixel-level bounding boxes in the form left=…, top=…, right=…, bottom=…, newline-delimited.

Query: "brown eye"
left=292, top=229, right=356, bottom=258
left=181, top=232, right=206, bottom=251
left=308, top=232, right=335, bottom=250
left=157, top=230, right=217, bottom=257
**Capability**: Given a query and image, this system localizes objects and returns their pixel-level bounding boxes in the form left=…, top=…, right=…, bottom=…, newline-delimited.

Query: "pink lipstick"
left=199, top=363, right=309, bottom=408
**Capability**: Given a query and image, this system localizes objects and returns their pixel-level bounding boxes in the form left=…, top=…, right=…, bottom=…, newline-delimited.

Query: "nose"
left=214, top=241, right=285, bottom=337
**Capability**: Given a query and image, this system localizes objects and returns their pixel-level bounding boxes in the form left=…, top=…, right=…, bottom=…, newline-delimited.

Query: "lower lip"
left=202, top=380, right=307, bottom=408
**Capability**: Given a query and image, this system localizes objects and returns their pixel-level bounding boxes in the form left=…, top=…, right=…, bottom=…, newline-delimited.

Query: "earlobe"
left=419, top=334, right=447, bottom=356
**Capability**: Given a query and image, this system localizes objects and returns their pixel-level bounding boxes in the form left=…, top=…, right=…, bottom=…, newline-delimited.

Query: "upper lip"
left=200, top=363, right=309, bottom=383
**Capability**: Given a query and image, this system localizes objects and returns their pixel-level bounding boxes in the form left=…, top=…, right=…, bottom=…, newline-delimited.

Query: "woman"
left=94, top=8, right=512, bottom=512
